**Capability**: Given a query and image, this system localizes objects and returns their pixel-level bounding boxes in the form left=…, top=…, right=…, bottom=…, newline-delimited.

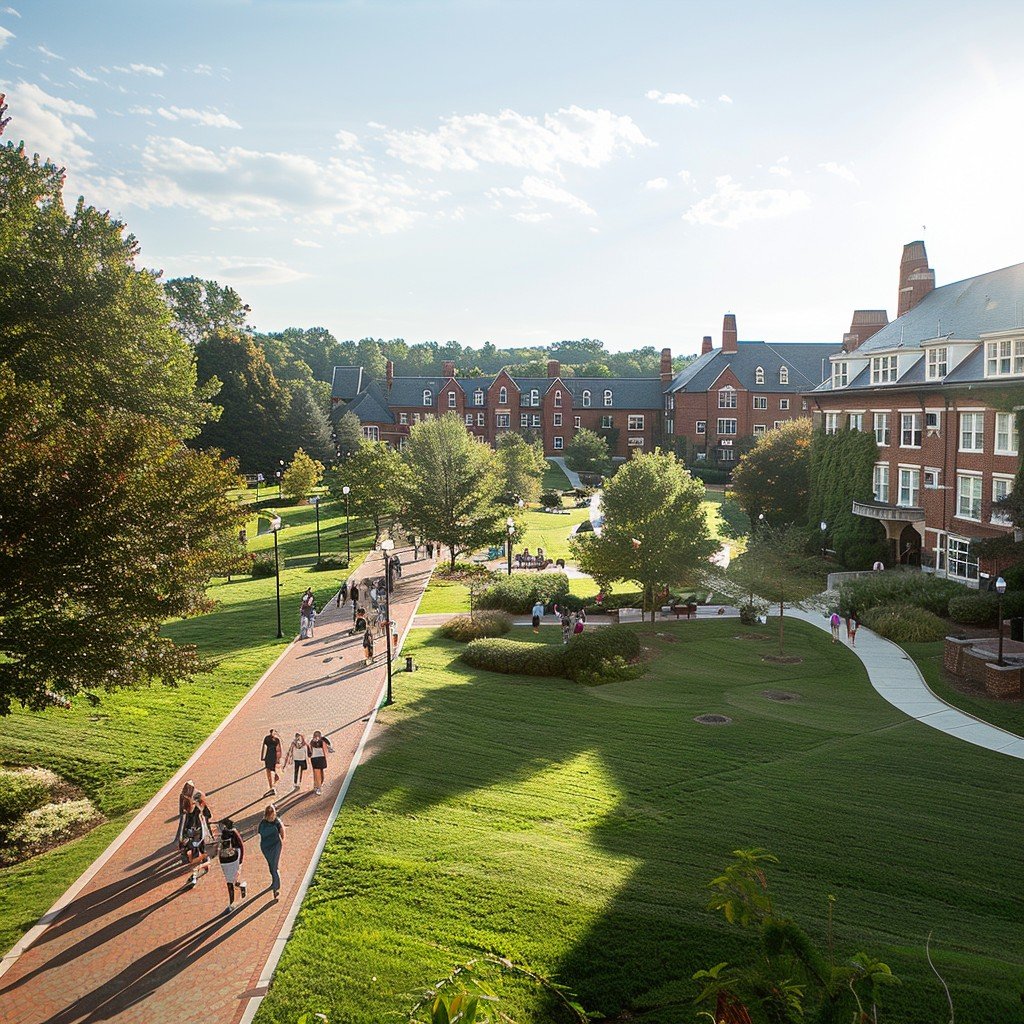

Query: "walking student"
left=258, top=805, right=285, bottom=900
left=309, top=730, right=334, bottom=795
left=848, top=615, right=859, bottom=648
left=299, top=588, right=315, bottom=639
left=531, top=598, right=545, bottom=634
left=560, top=609, right=572, bottom=645
left=261, top=728, right=283, bottom=796
left=573, top=612, right=585, bottom=637
left=362, top=626, right=375, bottom=666
left=338, top=580, right=348, bottom=608
left=175, top=780, right=195, bottom=851
left=284, top=732, right=311, bottom=791
left=182, top=792, right=214, bottom=887
left=217, top=818, right=247, bottom=915
left=829, top=611, right=841, bottom=643
left=350, top=582, right=360, bottom=621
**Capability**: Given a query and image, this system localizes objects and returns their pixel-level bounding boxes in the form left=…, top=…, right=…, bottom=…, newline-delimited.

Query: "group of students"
left=261, top=728, right=335, bottom=795
left=528, top=600, right=587, bottom=641
left=829, top=611, right=859, bottom=646
left=337, top=575, right=399, bottom=666
left=175, top=781, right=287, bottom=914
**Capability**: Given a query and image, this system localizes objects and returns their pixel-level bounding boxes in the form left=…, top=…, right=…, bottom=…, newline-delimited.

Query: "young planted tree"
left=494, top=431, right=547, bottom=504
left=727, top=525, right=823, bottom=654
left=281, top=448, right=325, bottom=503
left=731, top=418, right=813, bottom=527
left=565, top=428, right=611, bottom=477
left=571, top=450, right=717, bottom=621
left=329, top=440, right=409, bottom=545
left=400, top=414, right=504, bottom=570
left=332, top=409, right=365, bottom=462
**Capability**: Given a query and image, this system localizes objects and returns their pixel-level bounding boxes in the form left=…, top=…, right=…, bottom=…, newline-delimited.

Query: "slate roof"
left=330, top=366, right=364, bottom=401
left=345, top=380, right=395, bottom=424
left=561, top=377, right=665, bottom=409
left=667, top=341, right=836, bottom=393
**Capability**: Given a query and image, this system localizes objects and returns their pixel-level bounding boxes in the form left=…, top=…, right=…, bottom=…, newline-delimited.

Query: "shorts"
left=189, top=841, right=206, bottom=857
left=531, top=615, right=541, bottom=628
left=311, top=756, right=327, bottom=771
left=293, top=759, right=308, bottom=770
left=264, top=758, right=278, bottom=770
left=220, top=857, right=241, bottom=884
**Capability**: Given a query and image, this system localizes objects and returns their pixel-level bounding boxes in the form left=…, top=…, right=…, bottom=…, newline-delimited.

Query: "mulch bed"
left=693, top=714, right=732, bottom=726
left=762, top=690, right=800, bottom=702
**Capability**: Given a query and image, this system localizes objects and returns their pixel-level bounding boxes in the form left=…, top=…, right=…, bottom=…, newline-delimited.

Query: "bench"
left=670, top=603, right=699, bottom=619
left=616, top=607, right=643, bottom=623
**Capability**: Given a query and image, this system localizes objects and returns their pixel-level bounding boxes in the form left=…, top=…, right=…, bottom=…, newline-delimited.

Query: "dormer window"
left=447, top=391, right=457, bottom=408
left=985, top=338, right=1024, bottom=377
left=499, top=386, right=508, bottom=404
left=554, top=391, right=562, bottom=407
left=423, top=389, right=433, bottom=406
left=779, top=366, right=789, bottom=385
left=871, top=355, right=898, bottom=384
left=603, top=389, right=613, bottom=406
left=474, top=389, right=484, bottom=406
left=832, top=361, right=849, bottom=388
left=530, top=388, right=539, bottom=406
left=582, top=390, right=591, bottom=407
left=755, top=366, right=765, bottom=385
left=927, top=347, right=948, bottom=380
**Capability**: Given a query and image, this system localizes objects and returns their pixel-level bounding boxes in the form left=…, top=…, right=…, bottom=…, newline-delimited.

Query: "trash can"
left=1011, top=617, right=1024, bottom=643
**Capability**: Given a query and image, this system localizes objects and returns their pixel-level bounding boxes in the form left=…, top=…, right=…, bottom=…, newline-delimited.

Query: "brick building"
left=807, top=241, right=1023, bottom=584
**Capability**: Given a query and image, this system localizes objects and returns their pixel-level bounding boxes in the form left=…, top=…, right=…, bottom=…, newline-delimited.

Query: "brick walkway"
left=0, top=548, right=432, bottom=1024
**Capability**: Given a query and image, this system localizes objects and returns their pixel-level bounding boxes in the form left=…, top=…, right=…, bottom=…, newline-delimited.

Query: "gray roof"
left=331, top=366, right=365, bottom=401
left=385, top=375, right=459, bottom=407
left=857, top=260, right=1024, bottom=354
left=561, top=376, right=665, bottom=409
left=668, top=341, right=836, bottom=393
left=346, top=380, right=395, bottom=424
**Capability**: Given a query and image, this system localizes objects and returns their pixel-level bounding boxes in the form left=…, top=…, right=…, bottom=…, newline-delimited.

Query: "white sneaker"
left=314, top=787, right=322, bottom=795
left=188, top=872, right=197, bottom=887
left=240, top=881, right=247, bottom=899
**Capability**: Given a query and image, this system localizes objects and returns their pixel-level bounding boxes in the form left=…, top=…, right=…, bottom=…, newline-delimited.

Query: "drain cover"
left=694, top=713, right=732, bottom=725
left=762, top=690, right=799, bottom=702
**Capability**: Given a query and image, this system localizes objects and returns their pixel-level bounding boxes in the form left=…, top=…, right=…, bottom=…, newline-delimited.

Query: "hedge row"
left=476, top=572, right=571, bottom=612
left=860, top=604, right=949, bottom=644
left=439, top=612, right=513, bottom=642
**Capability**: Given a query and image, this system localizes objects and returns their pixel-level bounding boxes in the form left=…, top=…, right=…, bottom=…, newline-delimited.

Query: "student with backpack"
left=217, top=818, right=247, bottom=915
left=362, top=627, right=375, bottom=666
left=182, top=792, right=214, bottom=887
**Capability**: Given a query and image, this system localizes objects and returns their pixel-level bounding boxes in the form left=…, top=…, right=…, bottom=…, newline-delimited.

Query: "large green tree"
left=495, top=431, right=547, bottom=504
left=0, top=99, right=245, bottom=712
left=731, top=418, right=812, bottom=527
left=332, top=409, right=364, bottom=461
left=283, top=382, right=334, bottom=464
left=330, top=440, right=409, bottom=545
left=164, top=275, right=251, bottom=347
left=565, top=428, right=611, bottom=477
left=400, top=414, right=504, bottom=569
left=572, top=450, right=717, bottom=620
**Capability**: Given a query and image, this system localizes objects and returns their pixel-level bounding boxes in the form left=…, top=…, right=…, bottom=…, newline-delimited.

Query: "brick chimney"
left=442, top=360, right=456, bottom=378
left=385, top=359, right=394, bottom=390
left=897, top=241, right=935, bottom=318
left=701, top=335, right=713, bottom=355
left=547, top=359, right=560, bottom=378
left=722, top=314, right=738, bottom=354
left=660, top=347, right=673, bottom=384
left=842, top=309, right=889, bottom=352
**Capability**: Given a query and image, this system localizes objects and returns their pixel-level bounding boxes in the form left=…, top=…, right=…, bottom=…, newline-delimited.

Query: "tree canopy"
left=565, top=428, right=611, bottom=477
left=164, top=275, right=251, bottom=347
left=329, top=440, right=409, bottom=545
left=572, top=450, right=717, bottom=620
left=494, top=432, right=548, bottom=504
left=731, top=418, right=813, bottom=527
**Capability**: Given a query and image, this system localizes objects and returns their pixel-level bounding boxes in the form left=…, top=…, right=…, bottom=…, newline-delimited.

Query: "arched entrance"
left=898, top=523, right=922, bottom=565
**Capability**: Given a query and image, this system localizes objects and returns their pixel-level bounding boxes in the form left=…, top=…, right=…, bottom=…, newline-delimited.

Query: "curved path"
left=0, top=548, right=433, bottom=1024
left=790, top=608, right=1024, bottom=759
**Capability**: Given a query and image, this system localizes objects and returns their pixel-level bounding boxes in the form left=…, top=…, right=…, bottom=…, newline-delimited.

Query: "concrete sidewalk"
left=790, top=608, right=1024, bottom=759
left=0, top=548, right=434, bottom=1024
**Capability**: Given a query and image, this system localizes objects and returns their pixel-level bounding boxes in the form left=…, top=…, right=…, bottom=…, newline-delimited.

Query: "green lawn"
left=542, top=458, right=573, bottom=493
left=417, top=577, right=471, bottom=614
left=906, top=640, right=1024, bottom=736
left=0, top=497, right=372, bottom=956
left=255, top=620, right=1024, bottom=1024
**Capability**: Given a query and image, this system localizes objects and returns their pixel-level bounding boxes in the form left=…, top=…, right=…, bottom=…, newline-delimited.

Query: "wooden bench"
left=670, top=603, right=699, bottom=619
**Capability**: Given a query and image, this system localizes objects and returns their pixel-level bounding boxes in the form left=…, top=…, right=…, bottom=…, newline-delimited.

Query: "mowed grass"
left=0, top=497, right=372, bottom=955
left=255, top=619, right=1024, bottom=1024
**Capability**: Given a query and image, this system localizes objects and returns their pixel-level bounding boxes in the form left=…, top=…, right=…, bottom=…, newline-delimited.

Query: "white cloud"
left=488, top=174, right=596, bottom=219
left=157, top=105, right=241, bottom=129
left=646, top=89, right=698, bottom=108
left=645, top=176, right=669, bottom=190
left=678, top=169, right=694, bottom=186
left=718, top=94, right=733, bottom=104
left=818, top=160, right=859, bottom=185
left=335, top=129, right=361, bottom=151
left=3, top=81, right=95, bottom=166
left=382, top=105, right=653, bottom=178
left=114, top=63, right=164, bottom=77
left=211, top=256, right=310, bottom=285
left=188, top=63, right=213, bottom=75
left=3, top=5, right=20, bottom=14
left=37, top=44, right=64, bottom=60
left=128, top=105, right=152, bottom=115
left=514, top=211, right=552, bottom=224
left=683, top=175, right=811, bottom=228
left=293, top=238, right=322, bottom=248
left=70, top=66, right=98, bottom=82
left=0, top=24, right=13, bottom=48
left=87, top=135, right=430, bottom=234
left=768, top=164, right=791, bottom=177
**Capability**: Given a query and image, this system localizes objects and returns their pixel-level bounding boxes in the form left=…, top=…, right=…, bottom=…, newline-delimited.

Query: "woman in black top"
left=261, top=729, right=282, bottom=796
left=183, top=793, right=214, bottom=887
left=217, top=818, right=247, bottom=915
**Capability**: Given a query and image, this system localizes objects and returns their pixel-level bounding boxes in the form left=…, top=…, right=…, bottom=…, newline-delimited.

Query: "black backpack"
left=218, top=830, right=239, bottom=863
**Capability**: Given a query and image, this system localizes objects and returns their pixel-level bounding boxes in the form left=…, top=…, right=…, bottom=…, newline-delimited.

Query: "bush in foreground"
left=251, top=553, right=277, bottom=578
left=948, top=591, right=1000, bottom=627
left=838, top=572, right=961, bottom=618
left=439, top=612, right=513, bottom=642
left=0, top=768, right=58, bottom=826
left=477, top=572, right=570, bottom=612
left=313, top=554, right=348, bottom=572
left=860, top=604, right=949, bottom=643
left=1, top=799, right=101, bottom=865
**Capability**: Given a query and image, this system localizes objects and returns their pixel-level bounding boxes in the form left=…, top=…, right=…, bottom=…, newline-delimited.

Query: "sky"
left=3, top=0, right=1024, bottom=356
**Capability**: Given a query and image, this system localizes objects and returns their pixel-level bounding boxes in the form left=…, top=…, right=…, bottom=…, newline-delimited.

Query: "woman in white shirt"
left=283, top=732, right=312, bottom=791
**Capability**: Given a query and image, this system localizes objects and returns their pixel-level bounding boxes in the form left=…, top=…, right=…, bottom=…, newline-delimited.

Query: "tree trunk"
left=449, top=548, right=457, bottom=571
left=778, top=597, right=785, bottom=654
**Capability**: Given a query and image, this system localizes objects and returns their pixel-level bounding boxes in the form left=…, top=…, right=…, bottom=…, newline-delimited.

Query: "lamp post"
left=342, top=485, right=351, bottom=567
left=820, top=520, right=827, bottom=560
left=269, top=515, right=283, bottom=639
left=996, top=576, right=1007, bottom=666
left=309, top=495, right=321, bottom=562
left=380, top=538, right=395, bottom=706
left=506, top=515, right=515, bottom=576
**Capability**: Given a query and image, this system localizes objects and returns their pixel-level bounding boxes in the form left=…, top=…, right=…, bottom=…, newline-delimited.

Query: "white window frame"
left=825, top=412, right=840, bottom=435
left=872, top=354, right=898, bottom=384
left=448, top=391, right=457, bottom=408
left=574, top=416, right=581, bottom=428
left=773, top=420, right=785, bottom=429
left=696, top=420, right=706, bottom=435
left=530, top=388, right=539, bottom=406
left=873, top=463, right=890, bottom=503
left=753, top=395, right=768, bottom=410
left=476, top=412, right=485, bottom=426
left=627, top=436, right=645, bottom=447
left=985, top=338, right=1024, bottom=377
left=927, top=347, right=948, bottom=379
left=874, top=412, right=890, bottom=446
left=665, top=418, right=674, bottom=434
left=496, top=413, right=510, bottom=428
left=947, top=535, right=979, bottom=581
left=399, top=412, right=408, bottom=425
left=753, top=424, right=766, bottom=435
left=520, top=413, right=529, bottom=427
left=499, top=386, right=508, bottom=404
left=627, top=414, right=645, bottom=430
left=465, top=413, right=474, bottom=425
left=603, top=389, right=613, bottom=407
left=532, top=414, right=541, bottom=428
left=959, top=412, right=984, bottom=452
left=995, top=412, right=1019, bottom=455
left=474, top=389, right=484, bottom=406
left=832, top=361, right=849, bottom=388
left=898, top=467, right=921, bottom=508
left=718, top=388, right=737, bottom=409
left=719, top=447, right=736, bottom=462
left=422, top=389, right=433, bottom=406
left=553, top=413, right=562, bottom=427
left=957, top=473, right=982, bottom=522
left=554, top=391, right=562, bottom=407
left=553, top=436, right=563, bottom=450
left=717, top=418, right=737, bottom=435
left=923, top=468, right=940, bottom=489
left=362, top=425, right=380, bottom=441
left=601, top=414, right=613, bottom=429
left=779, top=366, right=789, bottom=385
left=848, top=413, right=864, bottom=431
left=992, top=475, right=1014, bottom=525
left=900, top=413, right=922, bottom=448
left=582, top=389, right=591, bottom=408
left=755, top=366, right=765, bottom=385
left=779, top=399, right=790, bottom=410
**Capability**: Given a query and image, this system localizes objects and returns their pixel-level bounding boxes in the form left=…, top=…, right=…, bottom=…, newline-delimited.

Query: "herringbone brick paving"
left=0, top=548, right=431, bottom=1024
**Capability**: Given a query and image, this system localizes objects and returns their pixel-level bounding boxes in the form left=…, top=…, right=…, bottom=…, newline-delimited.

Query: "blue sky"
left=3, top=0, right=1024, bottom=354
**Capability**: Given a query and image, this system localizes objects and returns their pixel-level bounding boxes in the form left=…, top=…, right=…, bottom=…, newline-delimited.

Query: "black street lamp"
left=309, top=494, right=322, bottom=562
left=506, top=515, right=515, bottom=576
left=996, top=575, right=1007, bottom=666
left=343, top=485, right=351, bottom=567
left=269, top=514, right=283, bottom=638
left=380, top=538, right=395, bottom=706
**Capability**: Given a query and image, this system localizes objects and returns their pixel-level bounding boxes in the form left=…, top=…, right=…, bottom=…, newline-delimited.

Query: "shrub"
left=461, top=638, right=567, bottom=677
left=838, top=573, right=961, bottom=618
left=539, top=490, right=563, bottom=508
left=251, top=553, right=277, bottom=578
left=314, top=554, right=348, bottom=571
left=739, top=602, right=760, bottom=626
left=434, top=561, right=490, bottom=581
left=0, top=768, right=57, bottom=826
left=0, top=799, right=101, bottom=864
left=440, top=612, right=513, bottom=642
left=948, top=592, right=1000, bottom=627
left=688, top=467, right=730, bottom=485
left=860, top=604, right=949, bottom=644
left=477, top=572, right=571, bottom=612
left=564, top=626, right=643, bottom=684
